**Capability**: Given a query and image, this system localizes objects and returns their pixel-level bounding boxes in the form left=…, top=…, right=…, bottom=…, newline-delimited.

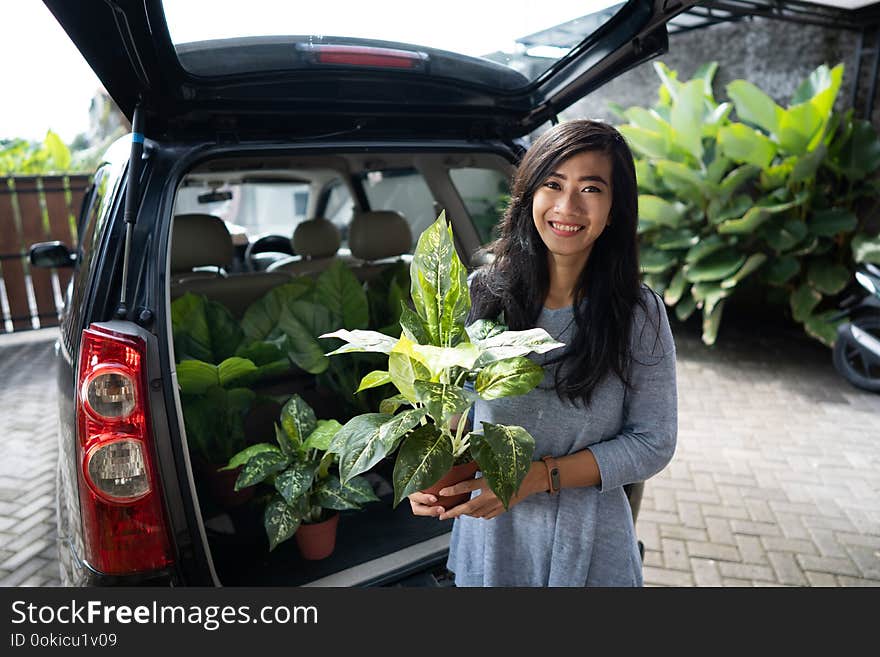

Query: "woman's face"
left=531, top=149, right=613, bottom=268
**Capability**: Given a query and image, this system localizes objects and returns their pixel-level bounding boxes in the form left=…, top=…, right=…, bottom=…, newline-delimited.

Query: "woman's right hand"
left=407, top=492, right=445, bottom=517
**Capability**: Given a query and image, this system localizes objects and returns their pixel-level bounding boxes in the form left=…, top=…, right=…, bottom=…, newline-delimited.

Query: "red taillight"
left=312, top=44, right=422, bottom=69
left=76, top=325, right=173, bottom=575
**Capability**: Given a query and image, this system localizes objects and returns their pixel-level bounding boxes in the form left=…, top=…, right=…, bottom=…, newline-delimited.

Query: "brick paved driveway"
left=1, top=322, right=878, bottom=587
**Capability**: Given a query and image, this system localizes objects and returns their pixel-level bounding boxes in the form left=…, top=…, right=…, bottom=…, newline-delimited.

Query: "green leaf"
left=790, top=284, right=822, bottom=323
left=475, top=357, right=544, bottom=400
left=701, top=299, right=726, bottom=346
left=707, top=194, right=752, bottom=225
left=472, top=328, right=565, bottom=366
left=685, top=235, right=728, bottom=265
left=316, top=260, right=369, bottom=330
left=852, top=233, right=880, bottom=264
left=804, top=310, right=842, bottom=348
left=388, top=350, right=432, bottom=401
left=401, top=341, right=481, bottom=378
left=777, top=102, right=823, bottom=155
left=379, top=394, right=411, bottom=415
left=303, top=419, right=343, bottom=451
left=356, top=370, right=392, bottom=393
left=279, top=395, right=318, bottom=455
left=807, top=208, right=858, bottom=238
left=44, top=130, right=72, bottom=171
left=718, top=193, right=808, bottom=235
left=320, top=329, right=399, bottom=356
left=718, top=124, right=777, bottom=169
left=276, top=305, right=328, bottom=374
left=675, top=294, right=697, bottom=321
left=235, top=451, right=289, bottom=490
left=619, top=125, right=668, bottom=160
left=634, top=159, right=662, bottom=194
left=177, top=359, right=219, bottom=394
left=664, top=267, right=687, bottom=305
left=760, top=158, right=795, bottom=190
left=718, top=164, right=760, bottom=201
left=684, top=249, right=746, bottom=283
left=171, top=293, right=242, bottom=363
left=764, top=256, right=800, bottom=286
left=789, top=144, right=827, bottom=184
left=763, top=218, right=808, bottom=253
left=807, top=259, right=850, bottom=295
left=654, top=160, right=706, bottom=205
left=413, top=381, right=479, bottom=425
left=465, top=318, right=506, bottom=342
left=392, top=424, right=453, bottom=507
left=220, top=443, right=282, bottom=471
left=264, top=496, right=301, bottom=551
left=338, top=475, right=381, bottom=504
left=241, top=279, right=314, bottom=341
left=640, top=248, right=678, bottom=275
left=721, top=253, right=767, bottom=289
left=217, top=357, right=259, bottom=388
left=623, top=106, right=672, bottom=134
left=313, top=475, right=366, bottom=510
left=639, top=194, right=687, bottom=228
left=330, top=409, right=426, bottom=483
left=399, top=303, right=431, bottom=344
left=671, top=80, right=705, bottom=161
left=204, top=300, right=244, bottom=363
left=726, top=79, right=783, bottom=134
left=470, top=422, right=535, bottom=510
left=275, top=462, right=317, bottom=505
left=838, top=119, right=880, bottom=181
left=654, top=228, right=700, bottom=250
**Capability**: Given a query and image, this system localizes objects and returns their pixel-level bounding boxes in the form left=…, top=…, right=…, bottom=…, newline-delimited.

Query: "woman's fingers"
left=438, top=479, right=483, bottom=497
left=408, top=492, right=444, bottom=517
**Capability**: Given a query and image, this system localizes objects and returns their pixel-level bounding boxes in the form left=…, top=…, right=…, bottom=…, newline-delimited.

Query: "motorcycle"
left=831, top=262, right=880, bottom=392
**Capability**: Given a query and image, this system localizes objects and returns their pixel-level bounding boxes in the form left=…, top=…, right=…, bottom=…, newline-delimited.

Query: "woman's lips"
left=548, top=220, right=585, bottom=237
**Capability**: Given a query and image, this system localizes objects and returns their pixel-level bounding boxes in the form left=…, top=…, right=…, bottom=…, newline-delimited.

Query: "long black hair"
left=469, top=119, right=654, bottom=407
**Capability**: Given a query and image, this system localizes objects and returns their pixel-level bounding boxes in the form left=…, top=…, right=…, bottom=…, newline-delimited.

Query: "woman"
left=408, top=119, right=678, bottom=587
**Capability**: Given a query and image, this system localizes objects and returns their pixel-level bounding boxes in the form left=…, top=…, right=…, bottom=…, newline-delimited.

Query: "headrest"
left=292, top=217, right=341, bottom=259
left=171, top=214, right=233, bottom=273
left=348, top=210, right=412, bottom=261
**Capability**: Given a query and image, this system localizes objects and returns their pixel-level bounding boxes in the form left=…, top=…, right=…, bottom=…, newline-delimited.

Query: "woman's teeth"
left=550, top=222, right=584, bottom=232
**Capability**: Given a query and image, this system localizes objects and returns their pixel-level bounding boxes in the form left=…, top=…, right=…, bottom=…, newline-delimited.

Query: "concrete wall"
left=561, top=17, right=872, bottom=128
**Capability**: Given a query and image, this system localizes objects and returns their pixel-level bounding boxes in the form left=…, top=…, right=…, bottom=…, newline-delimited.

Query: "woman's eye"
left=543, top=181, right=560, bottom=190
left=582, top=185, right=601, bottom=193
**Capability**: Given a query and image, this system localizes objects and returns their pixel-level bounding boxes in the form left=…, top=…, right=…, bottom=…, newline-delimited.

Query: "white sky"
left=0, top=0, right=618, bottom=144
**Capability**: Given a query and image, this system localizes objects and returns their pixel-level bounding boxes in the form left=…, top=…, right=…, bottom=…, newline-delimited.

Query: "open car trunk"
left=165, top=146, right=515, bottom=586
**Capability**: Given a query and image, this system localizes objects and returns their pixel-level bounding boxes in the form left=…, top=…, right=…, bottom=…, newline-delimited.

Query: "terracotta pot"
left=420, top=460, right=480, bottom=509
left=295, top=513, right=340, bottom=560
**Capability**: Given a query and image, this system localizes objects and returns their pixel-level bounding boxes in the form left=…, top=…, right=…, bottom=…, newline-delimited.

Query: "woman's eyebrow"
left=548, top=172, right=609, bottom=186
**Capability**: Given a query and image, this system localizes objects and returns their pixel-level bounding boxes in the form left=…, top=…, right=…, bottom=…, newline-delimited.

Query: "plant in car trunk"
left=319, top=212, right=565, bottom=509
left=614, top=61, right=880, bottom=346
left=224, top=394, right=379, bottom=554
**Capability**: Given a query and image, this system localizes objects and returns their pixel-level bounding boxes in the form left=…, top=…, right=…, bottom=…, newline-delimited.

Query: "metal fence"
left=0, top=175, right=91, bottom=332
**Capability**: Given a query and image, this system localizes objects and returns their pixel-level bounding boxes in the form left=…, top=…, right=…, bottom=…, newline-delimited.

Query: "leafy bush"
left=615, top=61, right=880, bottom=345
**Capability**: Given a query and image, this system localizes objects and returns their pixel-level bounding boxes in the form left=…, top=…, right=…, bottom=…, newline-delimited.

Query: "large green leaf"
left=640, top=248, right=678, bottom=274
left=624, top=106, right=672, bottom=135
left=235, top=450, right=289, bottom=490
left=413, top=381, right=479, bottom=425
left=763, top=218, right=808, bottom=253
left=718, top=124, right=777, bottom=169
left=399, top=303, right=432, bottom=344
left=221, top=443, right=282, bottom=471
left=177, top=359, right=220, bottom=395
left=638, top=195, right=687, bottom=228
left=356, top=370, right=392, bottom=393
left=330, top=409, right=426, bottom=482
left=392, top=424, right=453, bottom=507
left=264, top=495, right=301, bottom=551
left=472, top=328, right=565, bottom=366
left=807, top=259, right=849, bottom=295
left=685, top=235, right=728, bottom=265
left=838, top=119, right=880, bottom=181
left=217, top=357, right=259, bottom=388
left=654, top=228, right=700, bottom=250
left=634, top=159, right=662, bottom=194
left=804, top=310, right=842, bottom=348
left=852, top=233, right=880, bottom=264
left=465, top=318, right=506, bottom=342
left=708, top=194, right=752, bottom=225
left=379, top=394, right=411, bottom=415
left=685, top=249, right=746, bottom=283
left=789, top=144, right=827, bottom=184
left=654, top=160, right=706, bottom=205
left=777, top=103, right=823, bottom=155
left=701, top=299, right=726, bottom=346
left=671, top=80, right=706, bottom=161
left=475, top=357, right=544, bottom=400
left=717, top=164, right=760, bottom=203
left=470, top=422, right=535, bottom=510
left=321, top=329, right=399, bottom=356
left=764, top=256, right=800, bottom=286
left=790, top=284, right=822, bottom=323
left=275, top=305, right=328, bottom=374
left=807, top=208, right=858, bottom=238
left=316, top=260, right=369, bottom=330
left=619, top=125, right=668, bottom=160
left=275, top=462, right=317, bottom=505
left=664, top=267, right=687, bottom=305
left=404, top=342, right=481, bottom=378
left=691, top=282, right=732, bottom=314
left=726, top=80, right=783, bottom=134
left=718, top=192, right=808, bottom=235
left=279, top=395, right=318, bottom=455
left=721, top=253, right=767, bottom=289
left=240, top=279, right=314, bottom=341
left=339, top=475, right=381, bottom=504
left=171, top=293, right=243, bottom=363
left=388, top=351, right=432, bottom=401
left=303, top=419, right=343, bottom=451
left=675, top=294, right=697, bottom=321
left=313, top=475, right=365, bottom=511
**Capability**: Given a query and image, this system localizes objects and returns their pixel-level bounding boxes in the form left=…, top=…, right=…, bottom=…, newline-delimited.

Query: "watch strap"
left=541, top=456, right=561, bottom=495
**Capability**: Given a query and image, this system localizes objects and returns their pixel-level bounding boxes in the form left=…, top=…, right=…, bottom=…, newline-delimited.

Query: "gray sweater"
left=447, top=286, right=677, bottom=586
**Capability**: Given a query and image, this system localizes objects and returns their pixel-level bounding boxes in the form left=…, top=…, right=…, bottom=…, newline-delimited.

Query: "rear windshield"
left=161, top=0, right=628, bottom=88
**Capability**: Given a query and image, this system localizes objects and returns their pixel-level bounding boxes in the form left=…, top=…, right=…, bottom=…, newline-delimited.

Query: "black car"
left=31, top=0, right=693, bottom=586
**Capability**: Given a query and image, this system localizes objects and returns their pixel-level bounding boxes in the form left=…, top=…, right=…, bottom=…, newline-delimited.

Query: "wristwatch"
left=541, top=456, right=561, bottom=495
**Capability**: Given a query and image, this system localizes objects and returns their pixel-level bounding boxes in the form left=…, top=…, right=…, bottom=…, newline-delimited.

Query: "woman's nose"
left=555, top=189, right=584, bottom=214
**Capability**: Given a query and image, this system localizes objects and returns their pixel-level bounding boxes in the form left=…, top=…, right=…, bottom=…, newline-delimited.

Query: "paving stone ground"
left=1, top=321, right=878, bottom=587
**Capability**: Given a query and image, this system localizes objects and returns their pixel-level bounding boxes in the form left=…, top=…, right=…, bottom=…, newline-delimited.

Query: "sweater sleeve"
left=587, top=288, right=678, bottom=493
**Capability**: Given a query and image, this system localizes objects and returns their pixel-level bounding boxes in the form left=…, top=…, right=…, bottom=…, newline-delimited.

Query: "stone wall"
left=561, top=17, right=871, bottom=127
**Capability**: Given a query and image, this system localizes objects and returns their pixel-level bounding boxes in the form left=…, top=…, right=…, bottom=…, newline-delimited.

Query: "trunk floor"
left=208, top=491, right=452, bottom=586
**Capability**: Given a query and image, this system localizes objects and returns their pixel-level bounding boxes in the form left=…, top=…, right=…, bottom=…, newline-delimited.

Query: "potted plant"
left=320, top=212, right=565, bottom=510
left=224, top=394, right=379, bottom=558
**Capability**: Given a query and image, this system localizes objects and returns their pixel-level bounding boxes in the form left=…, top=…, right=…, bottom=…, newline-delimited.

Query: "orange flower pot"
left=295, top=513, right=340, bottom=560
left=420, top=460, right=480, bottom=509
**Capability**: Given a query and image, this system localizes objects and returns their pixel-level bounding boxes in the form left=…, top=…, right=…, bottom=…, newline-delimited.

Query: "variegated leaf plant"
left=320, top=212, right=565, bottom=510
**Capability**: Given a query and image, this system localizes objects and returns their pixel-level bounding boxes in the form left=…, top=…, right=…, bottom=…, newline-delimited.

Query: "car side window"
left=360, top=168, right=436, bottom=252
left=449, top=168, right=511, bottom=244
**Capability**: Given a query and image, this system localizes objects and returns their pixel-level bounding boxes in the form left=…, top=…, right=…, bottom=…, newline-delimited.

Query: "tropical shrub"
left=223, top=394, right=379, bottom=550
left=614, top=61, right=880, bottom=345
left=320, top=213, right=565, bottom=509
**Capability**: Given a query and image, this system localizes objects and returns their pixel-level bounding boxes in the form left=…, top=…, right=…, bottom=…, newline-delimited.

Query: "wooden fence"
left=0, top=175, right=91, bottom=332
